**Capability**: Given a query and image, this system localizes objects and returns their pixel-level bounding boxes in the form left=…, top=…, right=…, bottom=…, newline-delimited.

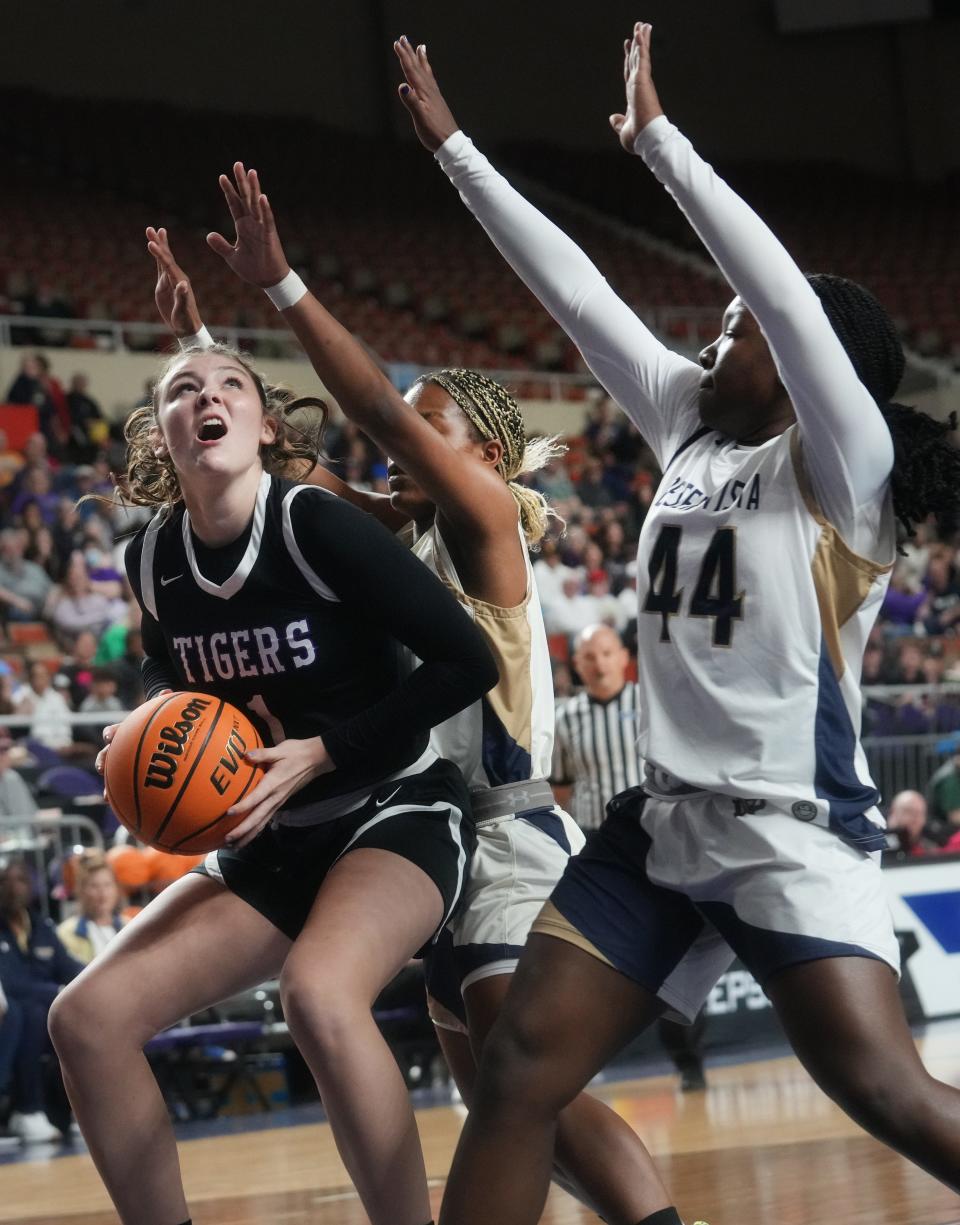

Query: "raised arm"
left=394, top=37, right=701, bottom=467
left=614, top=23, right=892, bottom=519
left=146, top=224, right=405, bottom=528
left=145, top=226, right=206, bottom=342
left=206, top=164, right=520, bottom=546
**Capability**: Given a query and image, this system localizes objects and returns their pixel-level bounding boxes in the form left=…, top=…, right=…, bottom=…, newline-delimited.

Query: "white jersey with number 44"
left=635, top=423, right=893, bottom=848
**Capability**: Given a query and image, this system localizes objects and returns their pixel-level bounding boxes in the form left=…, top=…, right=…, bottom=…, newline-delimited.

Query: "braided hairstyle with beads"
left=413, top=368, right=565, bottom=546
left=808, top=274, right=960, bottom=540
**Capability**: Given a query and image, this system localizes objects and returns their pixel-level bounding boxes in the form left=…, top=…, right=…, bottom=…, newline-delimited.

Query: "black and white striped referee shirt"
left=551, top=684, right=641, bottom=830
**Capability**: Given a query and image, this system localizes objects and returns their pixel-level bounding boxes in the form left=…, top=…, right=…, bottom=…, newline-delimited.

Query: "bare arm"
left=145, top=226, right=205, bottom=339
left=207, top=163, right=520, bottom=551
left=0, top=585, right=34, bottom=615
left=146, top=225, right=409, bottom=532
left=301, top=461, right=409, bottom=532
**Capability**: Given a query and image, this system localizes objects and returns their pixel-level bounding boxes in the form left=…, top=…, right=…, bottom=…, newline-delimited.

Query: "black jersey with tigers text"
left=125, top=472, right=496, bottom=811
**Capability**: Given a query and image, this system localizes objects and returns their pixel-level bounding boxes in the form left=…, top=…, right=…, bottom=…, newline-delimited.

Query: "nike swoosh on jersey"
left=160, top=574, right=183, bottom=586
left=375, top=786, right=402, bottom=808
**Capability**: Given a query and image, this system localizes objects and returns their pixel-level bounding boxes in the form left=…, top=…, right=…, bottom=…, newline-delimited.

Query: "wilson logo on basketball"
left=104, top=691, right=264, bottom=854
left=144, top=696, right=213, bottom=790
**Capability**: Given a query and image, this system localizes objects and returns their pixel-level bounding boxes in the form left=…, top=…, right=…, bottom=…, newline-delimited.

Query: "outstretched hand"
left=609, top=22, right=664, bottom=154
left=207, top=163, right=290, bottom=289
left=146, top=227, right=203, bottom=338
left=393, top=36, right=459, bottom=153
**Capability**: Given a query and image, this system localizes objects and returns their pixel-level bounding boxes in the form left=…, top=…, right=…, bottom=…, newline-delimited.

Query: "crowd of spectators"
left=5, top=353, right=960, bottom=748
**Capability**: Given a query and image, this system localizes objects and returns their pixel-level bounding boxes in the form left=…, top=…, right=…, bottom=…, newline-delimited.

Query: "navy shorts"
left=535, top=787, right=898, bottom=1023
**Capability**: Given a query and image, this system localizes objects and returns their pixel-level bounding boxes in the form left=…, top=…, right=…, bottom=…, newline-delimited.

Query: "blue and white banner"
left=884, top=853, right=960, bottom=1020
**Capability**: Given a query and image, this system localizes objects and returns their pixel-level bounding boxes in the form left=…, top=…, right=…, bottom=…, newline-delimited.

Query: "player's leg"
left=684, top=802, right=960, bottom=1191
left=463, top=970, right=674, bottom=1224
left=278, top=763, right=473, bottom=1225
left=438, top=800, right=722, bottom=1225
left=48, top=874, right=291, bottom=1225
left=424, top=928, right=479, bottom=1105
left=439, top=933, right=664, bottom=1225
left=424, top=946, right=616, bottom=1215
left=279, top=847, right=444, bottom=1225
left=767, top=956, right=960, bottom=1190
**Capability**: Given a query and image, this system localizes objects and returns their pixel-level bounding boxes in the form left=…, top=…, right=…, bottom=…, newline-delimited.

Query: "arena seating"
left=6, top=88, right=957, bottom=378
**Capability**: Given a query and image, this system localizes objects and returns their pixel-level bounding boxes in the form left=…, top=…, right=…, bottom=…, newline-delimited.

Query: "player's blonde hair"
left=415, top=368, right=565, bottom=546
left=118, top=343, right=327, bottom=510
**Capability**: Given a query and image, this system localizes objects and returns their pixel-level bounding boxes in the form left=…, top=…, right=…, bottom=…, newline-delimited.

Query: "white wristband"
left=264, top=269, right=307, bottom=311
left=178, top=325, right=215, bottom=351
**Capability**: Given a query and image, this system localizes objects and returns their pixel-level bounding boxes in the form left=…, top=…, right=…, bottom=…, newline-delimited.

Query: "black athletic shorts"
left=192, top=758, right=474, bottom=948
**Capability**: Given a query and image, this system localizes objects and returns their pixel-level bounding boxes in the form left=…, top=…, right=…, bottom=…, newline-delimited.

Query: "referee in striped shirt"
left=551, top=624, right=640, bottom=831
left=551, top=623, right=707, bottom=1091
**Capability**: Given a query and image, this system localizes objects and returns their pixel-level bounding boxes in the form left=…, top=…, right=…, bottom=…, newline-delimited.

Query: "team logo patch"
left=791, top=800, right=818, bottom=822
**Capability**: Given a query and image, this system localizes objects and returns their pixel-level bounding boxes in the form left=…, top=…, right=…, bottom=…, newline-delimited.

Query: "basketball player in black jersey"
left=47, top=341, right=497, bottom=1225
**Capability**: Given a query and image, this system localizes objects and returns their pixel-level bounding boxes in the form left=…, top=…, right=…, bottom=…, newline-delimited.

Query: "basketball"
left=104, top=691, right=264, bottom=854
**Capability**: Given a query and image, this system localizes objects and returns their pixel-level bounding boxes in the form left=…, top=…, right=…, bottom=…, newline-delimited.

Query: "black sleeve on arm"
left=140, top=611, right=178, bottom=699
left=290, top=491, right=497, bottom=771
left=123, top=526, right=178, bottom=701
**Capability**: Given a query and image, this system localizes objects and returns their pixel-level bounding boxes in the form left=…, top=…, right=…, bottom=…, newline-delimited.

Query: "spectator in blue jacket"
left=0, top=974, right=23, bottom=1127
left=0, top=858, right=83, bottom=1142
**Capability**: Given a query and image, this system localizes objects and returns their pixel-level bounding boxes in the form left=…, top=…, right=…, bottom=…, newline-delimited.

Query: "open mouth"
left=196, top=415, right=227, bottom=443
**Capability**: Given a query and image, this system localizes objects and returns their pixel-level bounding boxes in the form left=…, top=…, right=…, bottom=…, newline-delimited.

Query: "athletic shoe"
left=678, top=1059, right=707, bottom=1092
left=8, top=1111, right=61, bottom=1143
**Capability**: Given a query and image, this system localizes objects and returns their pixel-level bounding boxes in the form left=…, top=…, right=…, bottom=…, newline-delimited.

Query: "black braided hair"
left=808, top=274, right=960, bottom=540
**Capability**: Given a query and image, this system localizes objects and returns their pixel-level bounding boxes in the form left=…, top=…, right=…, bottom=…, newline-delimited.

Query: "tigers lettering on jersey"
left=171, top=620, right=317, bottom=684
left=655, top=472, right=761, bottom=514
left=126, top=474, right=432, bottom=808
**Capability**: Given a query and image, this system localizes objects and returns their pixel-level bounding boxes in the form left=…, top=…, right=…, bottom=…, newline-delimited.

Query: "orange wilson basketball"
left=104, top=691, right=263, bottom=854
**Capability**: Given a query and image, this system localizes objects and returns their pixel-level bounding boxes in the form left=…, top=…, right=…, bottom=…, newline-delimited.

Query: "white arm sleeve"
left=436, top=131, right=702, bottom=468
left=635, top=117, right=893, bottom=531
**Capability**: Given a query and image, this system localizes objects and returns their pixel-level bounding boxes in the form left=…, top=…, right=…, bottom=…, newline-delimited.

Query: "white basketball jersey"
left=635, top=424, right=895, bottom=849
left=411, top=521, right=555, bottom=791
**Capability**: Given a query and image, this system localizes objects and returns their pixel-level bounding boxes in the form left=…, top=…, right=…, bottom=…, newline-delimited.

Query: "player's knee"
left=278, top=961, right=356, bottom=1057
left=48, top=981, right=101, bottom=1064
left=474, top=1010, right=567, bottom=1115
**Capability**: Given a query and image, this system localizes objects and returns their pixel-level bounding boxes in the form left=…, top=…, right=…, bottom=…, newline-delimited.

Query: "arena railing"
left=0, top=311, right=687, bottom=401
left=0, top=813, right=104, bottom=919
